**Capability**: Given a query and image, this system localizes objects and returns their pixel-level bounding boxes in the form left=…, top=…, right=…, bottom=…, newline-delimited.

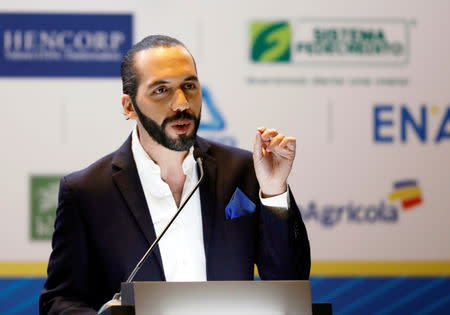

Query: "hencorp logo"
left=0, top=13, right=132, bottom=77
left=250, top=21, right=291, bottom=62
left=249, top=18, right=414, bottom=65
left=373, top=104, right=450, bottom=144
left=388, top=180, right=423, bottom=210
left=30, top=175, right=63, bottom=240
left=301, top=180, right=422, bottom=227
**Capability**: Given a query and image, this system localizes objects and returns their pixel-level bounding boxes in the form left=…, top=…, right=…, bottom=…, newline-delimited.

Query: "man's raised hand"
left=252, top=127, right=296, bottom=197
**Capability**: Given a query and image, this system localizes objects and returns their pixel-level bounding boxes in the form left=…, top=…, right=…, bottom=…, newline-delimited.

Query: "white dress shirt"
left=132, top=128, right=206, bottom=281
left=131, top=126, right=289, bottom=281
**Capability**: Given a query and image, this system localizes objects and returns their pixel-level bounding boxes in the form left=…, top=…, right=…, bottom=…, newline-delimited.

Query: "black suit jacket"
left=39, top=136, right=310, bottom=314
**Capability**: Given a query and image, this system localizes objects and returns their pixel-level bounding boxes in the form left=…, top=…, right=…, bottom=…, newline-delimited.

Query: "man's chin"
left=163, top=133, right=196, bottom=151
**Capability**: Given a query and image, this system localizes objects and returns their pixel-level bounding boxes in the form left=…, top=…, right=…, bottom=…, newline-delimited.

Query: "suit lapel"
left=111, top=136, right=165, bottom=280
left=196, top=137, right=217, bottom=277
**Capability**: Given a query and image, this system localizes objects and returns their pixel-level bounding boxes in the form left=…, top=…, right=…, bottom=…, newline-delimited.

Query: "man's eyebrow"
left=146, top=76, right=198, bottom=90
left=147, top=80, right=169, bottom=90
left=184, top=75, right=199, bottom=82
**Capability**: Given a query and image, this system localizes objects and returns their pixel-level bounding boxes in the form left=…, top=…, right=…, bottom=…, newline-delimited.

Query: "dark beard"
left=132, top=99, right=200, bottom=151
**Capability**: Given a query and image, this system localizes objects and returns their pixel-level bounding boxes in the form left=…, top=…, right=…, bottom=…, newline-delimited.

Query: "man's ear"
left=121, top=94, right=137, bottom=120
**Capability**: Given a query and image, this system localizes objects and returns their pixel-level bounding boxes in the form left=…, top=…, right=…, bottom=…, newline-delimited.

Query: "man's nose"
left=171, top=88, right=189, bottom=112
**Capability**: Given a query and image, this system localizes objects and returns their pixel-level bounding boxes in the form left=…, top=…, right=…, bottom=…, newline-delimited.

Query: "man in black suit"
left=40, top=35, right=310, bottom=314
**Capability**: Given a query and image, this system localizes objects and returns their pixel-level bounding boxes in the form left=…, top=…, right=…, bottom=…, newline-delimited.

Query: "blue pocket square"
left=225, top=187, right=256, bottom=220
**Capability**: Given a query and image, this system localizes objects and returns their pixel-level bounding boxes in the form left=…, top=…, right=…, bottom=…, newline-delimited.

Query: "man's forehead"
left=133, top=45, right=196, bottom=76
left=138, top=45, right=191, bottom=58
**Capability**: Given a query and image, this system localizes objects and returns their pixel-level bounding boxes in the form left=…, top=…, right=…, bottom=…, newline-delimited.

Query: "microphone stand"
left=98, top=154, right=204, bottom=314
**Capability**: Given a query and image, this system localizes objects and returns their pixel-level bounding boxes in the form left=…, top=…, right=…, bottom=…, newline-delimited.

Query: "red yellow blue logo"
left=388, top=180, right=423, bottom=210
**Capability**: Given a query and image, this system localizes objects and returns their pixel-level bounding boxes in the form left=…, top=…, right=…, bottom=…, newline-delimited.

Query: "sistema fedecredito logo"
left=300, top=180, right=423, bottom=227
left=250, top=18, right=413, bottom=65
left=250, top=21, right=291, bottom=63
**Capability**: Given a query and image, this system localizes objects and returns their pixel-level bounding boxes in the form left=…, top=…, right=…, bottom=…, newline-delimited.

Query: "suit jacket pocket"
left=224, top=212, right=257, bottom=245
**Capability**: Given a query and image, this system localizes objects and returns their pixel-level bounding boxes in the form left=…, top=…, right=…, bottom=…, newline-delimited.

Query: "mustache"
left=161, top=111, right=198, bottom=128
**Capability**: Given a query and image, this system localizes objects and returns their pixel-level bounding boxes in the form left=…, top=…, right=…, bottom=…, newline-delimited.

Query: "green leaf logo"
left=251, top=21, right=291, bottom=62
left=30, top=175, right=63, bottom=240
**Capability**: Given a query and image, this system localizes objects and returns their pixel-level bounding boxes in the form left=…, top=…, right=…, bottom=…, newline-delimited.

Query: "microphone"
left=98, top=147, right=204, bottom=314
left=193, top=146, right=203, bottom=162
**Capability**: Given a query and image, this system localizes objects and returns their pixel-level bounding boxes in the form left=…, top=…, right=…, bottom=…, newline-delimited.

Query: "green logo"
left=251, top=21, right=291, bottom=62
left=30, top=175, right=63, bottom=240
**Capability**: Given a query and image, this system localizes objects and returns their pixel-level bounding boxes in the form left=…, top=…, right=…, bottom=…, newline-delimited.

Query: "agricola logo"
left=388, top=180, right=423, bottom=210
left=300, top=179, right=423, bottom=227
left=250, top=21, right=291, bottom=62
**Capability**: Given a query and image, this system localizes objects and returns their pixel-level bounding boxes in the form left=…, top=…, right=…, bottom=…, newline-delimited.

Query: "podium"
left=100, top=280, right=332, bottom=315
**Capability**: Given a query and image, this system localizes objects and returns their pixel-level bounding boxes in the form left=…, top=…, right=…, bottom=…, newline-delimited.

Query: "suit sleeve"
left=39, top=177, right=97, bottom=315
left=256, top=189, right=311, bottom=280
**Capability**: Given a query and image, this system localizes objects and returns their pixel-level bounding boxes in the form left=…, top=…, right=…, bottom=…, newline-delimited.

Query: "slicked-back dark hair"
left=120, top=35, right=188, bottom=102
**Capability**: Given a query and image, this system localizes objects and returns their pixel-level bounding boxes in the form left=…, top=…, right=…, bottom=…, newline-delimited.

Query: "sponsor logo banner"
left=0, top=13, right=132, bottom=77
left=30, top=175, right=63, bottom=240
left=301, top=179, right=422, bottom=227
left=373, top=104, right=450, bottom=144
left=250, top=18, right=413, bottom=66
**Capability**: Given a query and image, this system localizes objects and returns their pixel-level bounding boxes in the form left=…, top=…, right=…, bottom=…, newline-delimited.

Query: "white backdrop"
left=1, top=0, right=449, bottom=264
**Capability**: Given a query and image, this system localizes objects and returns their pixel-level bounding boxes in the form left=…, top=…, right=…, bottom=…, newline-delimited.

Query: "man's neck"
left=136, top=125, right=189, bottom=207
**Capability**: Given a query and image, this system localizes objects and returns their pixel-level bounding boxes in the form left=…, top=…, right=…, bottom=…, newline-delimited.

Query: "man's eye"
left=154, top=87, right=166, bottom=94
left=184, top=83, right=196, bottom=90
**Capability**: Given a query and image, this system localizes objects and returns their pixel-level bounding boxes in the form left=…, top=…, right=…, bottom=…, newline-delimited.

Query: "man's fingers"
left=261, top=128, right=278, bottom=141
left=253, top=131, right=263, bottom=162
left=271, top=135, right=295, bottom=159
left=280, top=136, right=296, bottom=151
left=268, top=134, right=284, bottom=152
left=259, top=128, right=277, bottom=152
left=255, top=127, right=296, bottom=159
